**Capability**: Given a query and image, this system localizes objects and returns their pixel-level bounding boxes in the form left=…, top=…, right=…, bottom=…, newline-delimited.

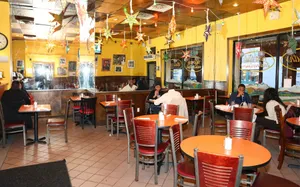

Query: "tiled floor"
left=0, top=117, right=300, bottom=187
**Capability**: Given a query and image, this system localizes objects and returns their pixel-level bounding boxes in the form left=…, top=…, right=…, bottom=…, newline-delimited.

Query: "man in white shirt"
left=120, top=80, right=137, bottom=91
left=154, top=84, right=189, bottom=119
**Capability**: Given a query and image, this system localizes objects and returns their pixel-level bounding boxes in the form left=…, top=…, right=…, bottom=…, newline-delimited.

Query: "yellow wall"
left=150, top=1, right=300, bottom=93
left=0, top=1, right=12, bottom=85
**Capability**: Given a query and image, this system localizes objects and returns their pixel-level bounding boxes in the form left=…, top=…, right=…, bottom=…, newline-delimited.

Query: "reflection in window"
left=32, top=63, right=53, bottom=90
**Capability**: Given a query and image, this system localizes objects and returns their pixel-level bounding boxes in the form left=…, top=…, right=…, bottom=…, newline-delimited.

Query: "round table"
left=215, top=104, right=264, bottom=114
left=286, top=117, right=300, bottom=128
left=284, top=102, right=300, bottom=108
left=180, top=135, right=271, bottom=169
left=134, top=114, right=188, bottom=128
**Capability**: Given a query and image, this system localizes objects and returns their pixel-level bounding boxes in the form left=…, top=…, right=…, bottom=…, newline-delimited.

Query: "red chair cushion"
left=111, top=117, right=125, bottom=123
left=215, top=120, right=226, bottom=127
left=73, top=106, right=80, bottom=110
left=106, top=111, right=115, bottom=115
left=177, top=161, right=195, bottom=179
left=79, top=109, right=95, bottom=115
left=264, top=129, right=280, bottom=134
left=139, top=142, right=169, bottom=155
left=5, top=121, right=25, bottom=129
left=162, top=130, right=169, bottom=135
left=47, top=118, right=65, bottom=125
left=130, top=134, right=135, bottom=141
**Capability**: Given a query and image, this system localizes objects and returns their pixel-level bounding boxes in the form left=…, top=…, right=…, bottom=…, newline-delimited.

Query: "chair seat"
left=5, top=121, right=25, bottom=129
left=106, top=111, right=115, bottom=115
left=253, top=172, right=299, bottom=187
left=79, top=109, right=95, bottom=115
left=139, top=142, right=169, bottom=155
left=162, top=130, right=169, bottom=135
left=73, top=105, right=80, bottom=110
left=286, top=137, right=300, bottom=147
left=47, top=118, right=65, bottom=125
left=264, top=129, right=280, bottom=134
left=111, top=117, right=125, bottom=123
left=215, top=120, right=227, bottom=127
left=177, top=161, right=195, bottom=179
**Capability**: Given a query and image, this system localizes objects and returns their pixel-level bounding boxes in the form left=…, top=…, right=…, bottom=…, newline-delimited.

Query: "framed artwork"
left=102, top=58, right=111, bottom=71
left=57, top=67, right=67, bottom=76
left=68, top=61, right=77, bottom=71
left=113, top=54, right=126, bottom=65
left=59, top=58, right=66, bottom=66
left=115, top=66, right=123, bottom=73
left=128, top=60, right=135, bottom=68
left=17, top=60, right=24, bottom=67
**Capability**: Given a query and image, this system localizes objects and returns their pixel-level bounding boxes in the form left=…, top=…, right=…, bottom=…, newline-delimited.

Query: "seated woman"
left=254, top=88, right=286, bottom=143
left=148, top=83, right=164, bottom=114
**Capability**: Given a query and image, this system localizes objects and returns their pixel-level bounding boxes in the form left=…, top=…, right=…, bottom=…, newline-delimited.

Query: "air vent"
left=137, top=12, right=154, bottom=20
left=147, top=3, right=172, bottom=13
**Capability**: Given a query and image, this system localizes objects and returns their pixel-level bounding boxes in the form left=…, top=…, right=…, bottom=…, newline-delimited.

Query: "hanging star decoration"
left=163, top=52, right=169, bottom=61
left=253, top=0, right=281, bottom=17
left=49, top=3, right=72, bottom=33
left=169, top=16, right=177, bottom=35
left=203, top=24, right=211, bottom=42
left=135, top=32, right=145, bottom=43
left=146, top=46, right=152, bottom=54
left=66, top=40, right=70, bottom=54
left=165, top=30, right=174, bottom=47
left=182, top=50, right=191, bottom=62
left=120, top=39, right=127, bottom=49
left=235, top=42, right=242, bottom=59
left=294, top=9, right=300, bottom=25
left=288, top=37, right=298, bottom=54
left=103, top=28, right=112, bottom=40
left=123, top=10, right=139, bottom=30
left=46, top=42, right=56, bottom=53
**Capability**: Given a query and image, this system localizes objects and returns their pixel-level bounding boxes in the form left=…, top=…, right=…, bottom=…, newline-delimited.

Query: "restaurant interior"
left=0, top=0, right=300, bottom=186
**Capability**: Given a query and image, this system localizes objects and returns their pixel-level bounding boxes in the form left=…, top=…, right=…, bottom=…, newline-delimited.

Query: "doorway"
left=147, top=62, right=156, bottom=89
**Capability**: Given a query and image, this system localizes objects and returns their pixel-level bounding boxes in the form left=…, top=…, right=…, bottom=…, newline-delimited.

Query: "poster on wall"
left=102, top=58, right=111, bottom=71
left=68, top=61, right=77, bottom=71
left=59, top=58, right=66, bottom=66
left=115, top=66, right=123, bottom=73
left=113, top=54, right=126, bottom=65
left=57, top=67, right=67, bottom=76
left=17, top=60, right=24, bottom=67
left=128, top=60, right=135, bottom=68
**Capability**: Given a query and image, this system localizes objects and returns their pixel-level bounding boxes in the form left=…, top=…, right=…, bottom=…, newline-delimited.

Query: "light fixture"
left=191, top=7, right=194, bottom=13
left=233, top=3, right=239, bottom=7
left=143, top=22, right=147, bottom=25
left=153, top=0, right=156, bottom=6
left=155, top=22, right=157, bottom=27
left=114, top=18, right=118, bottom=21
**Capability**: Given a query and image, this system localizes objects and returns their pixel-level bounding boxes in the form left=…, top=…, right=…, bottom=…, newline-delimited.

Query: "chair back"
left=194, top=149, right=243, bottom=187
left=64, top=100, right=71, bottom=124
left=193, top=111, right=203, bottom=136
left=72, top=92, right=79, bottom=96
left=80, top=97, right=97, bottom=114
left=209, top=100, right=216, bottom=134
left=133, top=119, right=157, bottom=147
left=208, top=90, right=217, bottom=103
left=227, top=120, right=255, bottom=141
left=161, top=104, right=179, bottom=115
left=275, top=105, right=286, bottom=144
left=117, top=100, right=132, bottom=117
left=105, top=94, right=116, bottom=101
left=204, top=96, right=215, bottom=110
left=123, top=107, right=135, bottom=137
left=84, top=92, right=94, bottom=97
left=169, top=124, right=183, bottom=175
left=233, top=107, right=253, bottom=122
left=0, top=102, right=5, bottom=131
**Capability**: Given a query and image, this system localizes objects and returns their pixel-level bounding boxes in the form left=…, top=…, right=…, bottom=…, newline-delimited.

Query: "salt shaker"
left=195, top=93, right=199, bottom=99
left=33, top=101, right=37, bottom=109
left=224, top=136, right=232, bottom=151
left=297, top=99, right=300, bottom=106
left=159, top=111, right=165, bottom=121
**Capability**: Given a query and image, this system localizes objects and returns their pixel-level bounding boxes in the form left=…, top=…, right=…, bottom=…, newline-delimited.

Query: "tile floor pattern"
left=0, top=117, right=300, bottom=187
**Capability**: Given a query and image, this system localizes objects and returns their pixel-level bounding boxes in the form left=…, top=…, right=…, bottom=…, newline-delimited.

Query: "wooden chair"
left=71, top=92, right=80, bottom=123
left=262, top=129, right=280, bottom=147
left=276, top=105, right=300, bottom=169
left=192, top=111, right=203, bottom=136
left=105, top=94, right=117, bottom=130
left=227, top=120, right=255, bottom=141
left=209, top=100, right=226, bottom=135
left=252, top=172, right=300, bottom=187
left=133, top=119, right=169, bottom=185
left=46, top=99, right=70, bottom=145
left=123, top=107, right=135, bottom=164
left=194, top=149, right=244, bottom=187
left=233, top=107, right=254, bottom=122
left=110, top=100, right=132, bottom=139
left=161, top=104, right=179, bottom=115
left=79, top=97, right=97, bottom=129
left=202, top=96, right=215, bottom=127
left=169, top=124, right=195, bottom=187
left=0, top=102, right=27, bottom=147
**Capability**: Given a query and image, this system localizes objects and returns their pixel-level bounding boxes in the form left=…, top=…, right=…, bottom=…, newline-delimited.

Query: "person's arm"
left=265, top=101, right=273, bottom=120
left=21, top=91, right=30, bottom=104
left=154, top=93, right=167, bottom=105
left=228, top=92, right=236, bottom=104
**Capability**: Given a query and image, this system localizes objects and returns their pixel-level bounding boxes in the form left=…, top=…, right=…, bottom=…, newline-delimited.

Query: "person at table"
left=254, top=88, right=286, bottom=143
left=154, top=83, right=189, bottom=118
left=136, top=78, right=148, bottom=90
left=120, top=80, right=137, bottom=91
left=228, top=84, right=251, bottom=105
left=1, top=80, right=32, bottom=129
left=148, top=83, right=164, bottom=114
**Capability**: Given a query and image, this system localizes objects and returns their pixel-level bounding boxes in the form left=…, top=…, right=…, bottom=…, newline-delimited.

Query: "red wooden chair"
left=202, top=96, right=215, bottom=127
left=0, top=102, right=27, bottom=147
left=276, top=105, right=300, bottom=169
left=233, top=107, right=254, bottom=122
left=79, top=97, right=97, bottom=129
left=133, top=119, right=169, bottom=185
left=110, top=100, right=132, bottom=139
left=71, top=92, right=81, bottom=123
left=169, top=124, right=195, bottom=186
left=105, top=94, right=116, bottom=130
left=252, top=172, right=300, bottom=187
left=192, top=111, right=203, bottom=136
left=123, top=107, right=135, bottom=164
left=46, top=99, right=70, bottom=145
left=209, top=100, right=226, bottom=135
left=194, top=149, right=244, bottom=187
left=227, top=120, right=255, bottom=141
left=161, top=103, right=179, bottom=115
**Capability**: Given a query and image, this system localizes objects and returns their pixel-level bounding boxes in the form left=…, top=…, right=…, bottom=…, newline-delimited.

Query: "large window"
left=233, top=31, right=300, bottom=91
left=163, top=44, right=203, bottom=89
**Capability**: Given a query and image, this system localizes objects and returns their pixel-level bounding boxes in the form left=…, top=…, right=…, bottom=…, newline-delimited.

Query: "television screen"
left=95, top=43, right=101, bottom=54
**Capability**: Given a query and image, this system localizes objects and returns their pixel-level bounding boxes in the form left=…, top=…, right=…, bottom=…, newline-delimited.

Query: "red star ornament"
left=235, top=42, right=242, bottom=59
left=182, top=50, right=190, bottom=61
left=120, top=39, right=127, bottom=49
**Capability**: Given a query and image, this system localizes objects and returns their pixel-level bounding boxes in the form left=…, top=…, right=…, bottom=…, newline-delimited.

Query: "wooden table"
left=286, top=117, right=300, bottom=127
left=134, top=114, right=188, bottom=128
left=70, top=96, right=92, bottom=102
left=284, top=101, right=300, bottom=108
left=185, top=97, right=204, bottom=124
left=99, top=101, right=117, bottom=108
left=215, top=104, right=264, bottom=114
left=180, top=135, right=271, bottom=169
left=19, top=105, right=51, bottom=144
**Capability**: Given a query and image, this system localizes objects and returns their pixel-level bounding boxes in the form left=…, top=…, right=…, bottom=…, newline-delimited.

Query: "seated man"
left=228, top=84, right=251, bottom=105
left=120, top=80, right=137, bottom=91
left=148, top=83, right=164, bottom=114
left=1, top=80, right=32, bottom=129
left=154, top=84, right=189, bottom=119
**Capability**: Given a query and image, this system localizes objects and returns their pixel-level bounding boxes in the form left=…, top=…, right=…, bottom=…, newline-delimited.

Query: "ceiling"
left=9, top=0, right=289, bottom=42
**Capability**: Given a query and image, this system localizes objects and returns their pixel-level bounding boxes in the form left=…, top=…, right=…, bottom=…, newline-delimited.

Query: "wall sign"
left=282, top=48, right=300, bottom=72
left=184, top=56, right=202, bottom=72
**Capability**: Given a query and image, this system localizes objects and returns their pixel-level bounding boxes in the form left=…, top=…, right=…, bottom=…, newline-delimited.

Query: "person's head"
left=11, top=80, right=21, bottom=90
left=128, top=79, right=133, bottom=87
left=263, top=88, right=285, bottom=107
left=154, top=83, right=161, bottom=91
left=132, top=78, right=136, bottom=84
left=237, top=84, right=246, bottom=93
left=168, top=83, right=175, bottom=89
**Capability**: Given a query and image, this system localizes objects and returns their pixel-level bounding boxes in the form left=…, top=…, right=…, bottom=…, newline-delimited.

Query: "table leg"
left=34, top=113, right=46, bottom=144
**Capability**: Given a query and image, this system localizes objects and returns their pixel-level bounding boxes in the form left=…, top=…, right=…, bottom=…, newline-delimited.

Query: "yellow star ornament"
left=123, top=11, right=139, bottom=30
left=103, top=28, right=112, bottom=41
left=253, top=0, right=281, bottom=17
left=135, top=32, right=144, bottom=44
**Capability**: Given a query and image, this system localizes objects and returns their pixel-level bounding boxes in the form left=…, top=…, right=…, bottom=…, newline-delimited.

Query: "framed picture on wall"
left=115, top=66, right=123, bottom=73
left=113, top=54, right=126, bottom=65
left=128, top=60, right=135, bottom=68
left=57, top=67, right=67, bottom=76
left=102, top=58, right=111, bottom=71
left=17, top=60, right=24, bottom=67
left=68, top=61, right=77, bottom=71
left=59, top=58, right=66, bottom=66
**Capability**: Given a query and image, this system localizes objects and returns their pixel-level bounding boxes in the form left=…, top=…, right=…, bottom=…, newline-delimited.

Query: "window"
left=163, top=44, right=203, bottom=89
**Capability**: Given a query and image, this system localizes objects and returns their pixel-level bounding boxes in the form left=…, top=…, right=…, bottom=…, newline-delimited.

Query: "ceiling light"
left=233, top=3, right=239, bottom=7
left=114, top=18, right=118, bottom=21
left=143, top=22, right=147, bottom=25
left=191, top=7, right=194, bottom=13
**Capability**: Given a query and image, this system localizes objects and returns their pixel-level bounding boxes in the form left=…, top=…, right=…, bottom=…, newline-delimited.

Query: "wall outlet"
left=137, top=108, right=140, bottom=112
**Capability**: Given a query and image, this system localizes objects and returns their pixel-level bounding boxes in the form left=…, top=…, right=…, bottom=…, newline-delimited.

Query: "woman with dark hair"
left=254, top=88, right=286, bottom=143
